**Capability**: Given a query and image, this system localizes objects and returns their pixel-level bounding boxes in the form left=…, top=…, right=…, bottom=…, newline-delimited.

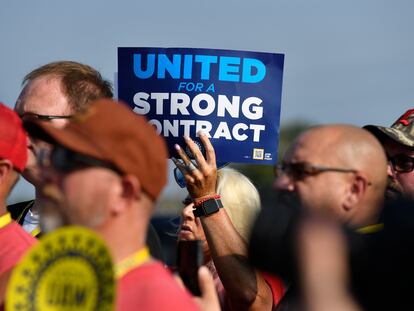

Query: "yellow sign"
left=6, top=226, right=115, bottom=311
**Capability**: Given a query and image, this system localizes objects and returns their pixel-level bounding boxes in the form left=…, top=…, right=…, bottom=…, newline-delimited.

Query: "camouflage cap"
left=364, top=109, right=414, bottom=147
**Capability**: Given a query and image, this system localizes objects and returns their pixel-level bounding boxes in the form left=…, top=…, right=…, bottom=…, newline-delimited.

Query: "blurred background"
left=2, top=1, right=414, bottom=224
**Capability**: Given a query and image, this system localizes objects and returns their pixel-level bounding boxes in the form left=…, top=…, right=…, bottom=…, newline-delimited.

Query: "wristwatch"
left=193, top=197, right=223, bottom=218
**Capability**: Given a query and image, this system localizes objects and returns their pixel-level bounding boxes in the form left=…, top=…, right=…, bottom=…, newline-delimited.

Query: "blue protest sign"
left=118, top=47, right=284, bottom=164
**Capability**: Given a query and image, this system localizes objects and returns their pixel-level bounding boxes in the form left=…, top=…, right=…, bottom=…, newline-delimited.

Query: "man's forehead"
left=383, top=136, right=414, bottom=156
left=284, top=132, right=326, bottom=163
left=15, top=76, right=71, bottom=114
left=285, top=144, right=316, bottom=163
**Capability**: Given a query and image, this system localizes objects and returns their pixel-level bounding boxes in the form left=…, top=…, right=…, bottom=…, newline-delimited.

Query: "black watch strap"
left=193, top=198, right=223, bottom=218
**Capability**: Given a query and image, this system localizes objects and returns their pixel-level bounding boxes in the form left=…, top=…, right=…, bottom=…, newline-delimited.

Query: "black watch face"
left=203, top=200, right=220, bottom=215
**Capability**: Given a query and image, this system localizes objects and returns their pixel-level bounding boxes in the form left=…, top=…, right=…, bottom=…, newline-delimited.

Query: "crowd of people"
left=0, top=60, right=413, bottom=310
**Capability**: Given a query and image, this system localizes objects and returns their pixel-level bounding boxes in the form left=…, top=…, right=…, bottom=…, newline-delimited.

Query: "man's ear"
left=343, top=174, right=369, bottom=211
left=0, top=159, right=14, bottom=184
left=120, top=174, right=142, bottom=201
left=111, top=175, right=141, bottom=216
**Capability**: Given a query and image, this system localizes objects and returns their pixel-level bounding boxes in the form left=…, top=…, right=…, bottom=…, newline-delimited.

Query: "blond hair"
left=216, top=168, right=261, bottom=242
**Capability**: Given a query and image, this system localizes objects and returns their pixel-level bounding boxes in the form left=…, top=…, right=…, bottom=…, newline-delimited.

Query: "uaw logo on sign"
left=118, top=47, right=284, bottom=164
left=6, top=226, right=115, bottom=311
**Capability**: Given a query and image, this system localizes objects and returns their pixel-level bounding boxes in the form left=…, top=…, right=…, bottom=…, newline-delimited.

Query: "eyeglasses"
left=275, top=162, right=358, bottom=181
left=173, top=161, right=229, bottom=188
left=38, top=145, right=120, bottom=174
left=19, top=112, right=73, bottom=122
left=388, top=154, right=414, bottom=173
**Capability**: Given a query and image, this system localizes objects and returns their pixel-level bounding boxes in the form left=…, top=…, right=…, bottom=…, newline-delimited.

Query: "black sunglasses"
left=19, top=112, right=73, bottom=122
left=275, top=162, right=358, bottom=181
left=388, top=154, right=414, bottom=173
left=38, top=146, right=120, bottom=174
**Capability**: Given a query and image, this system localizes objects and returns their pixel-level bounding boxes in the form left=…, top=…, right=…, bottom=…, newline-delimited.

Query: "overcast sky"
left=2, top=0, right=414, bottom=203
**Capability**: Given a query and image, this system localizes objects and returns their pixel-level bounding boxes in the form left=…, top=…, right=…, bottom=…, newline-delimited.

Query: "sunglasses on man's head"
left=388, top=154, right=414, bottom=173
left=38, top=146, right=120, bottom=174
left=274, top=162, right=358, bottom=181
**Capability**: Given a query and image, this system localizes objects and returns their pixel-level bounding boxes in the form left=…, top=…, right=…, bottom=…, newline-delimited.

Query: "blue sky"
left=2, top=0, right=414, bottom=203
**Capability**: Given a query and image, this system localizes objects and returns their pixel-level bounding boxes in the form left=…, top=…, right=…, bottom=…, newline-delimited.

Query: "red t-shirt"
left=214, top=268, right=285, bottom=310
left=116, top=261, right=199, bottom=311
left=263, top=272, right=285, bottom=306
left=0, top=221, right=36, bottom=275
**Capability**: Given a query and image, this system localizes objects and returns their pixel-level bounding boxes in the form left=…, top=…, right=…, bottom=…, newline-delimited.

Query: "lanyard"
left=0, top=213, right=12, bottom=229
left=115, top=247, right=150, bottom=278
left=16, top=200, right=34, bottom=223
left=31, top=226, right=41, bottom=237
left=357, top=223, right=384, bottom=234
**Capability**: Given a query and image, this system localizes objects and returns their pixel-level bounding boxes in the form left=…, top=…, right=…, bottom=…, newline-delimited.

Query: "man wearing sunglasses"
left=364, top=109, right=414, bottom=200
left=9, top=61, right=113, bottom=237
left=274, top=124, right=388, bottom=228
left=259, top=124, right=388, bottom=310
left=23, top=99, right=220, bottom=311
left=10, top=61, right=164, bottom=262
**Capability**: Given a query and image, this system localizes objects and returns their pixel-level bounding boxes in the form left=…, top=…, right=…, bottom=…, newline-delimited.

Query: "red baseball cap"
left=0, top=103, right=27, bottom=172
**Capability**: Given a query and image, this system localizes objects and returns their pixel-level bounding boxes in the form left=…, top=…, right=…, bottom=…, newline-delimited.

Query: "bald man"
left=253, top=125, right=388, bottom=310
left=274, top=125, right=388, bottom=228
